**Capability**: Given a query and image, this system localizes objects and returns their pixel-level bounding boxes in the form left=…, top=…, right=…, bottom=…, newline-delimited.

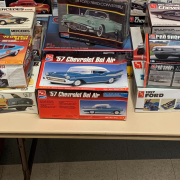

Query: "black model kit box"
left=57, top=0, right=130, bottom=48
left=144, top=34, right=180, bottom=88
left=145, top=3, right=180, bottom=35
left=0, top=61, right=40, bottom=114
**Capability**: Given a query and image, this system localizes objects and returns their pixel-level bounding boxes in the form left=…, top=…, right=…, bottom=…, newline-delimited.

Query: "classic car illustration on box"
left=61, top=10, right=123, bottom=41
left=0, top=94, right=33, bottom=111
left=161, top=99, right=175, bottom=110
left=175, top=103, right=180, bottom=109
left=0, top=44, right=24, bottom=59
left=131, top=1, right=147, bottom=13
left=82, top=104, right=123, bottom=115
left=45, top=66, right=123, bottom=86
left=151, top=10, right=180, bottom=21
left=149, top=74, right=170, bottom=82
left=144, top=99, right=159, bottom=111
left=9, top=0, right=50, bottom=14
left=152, top=41, right=180, bottom=59
left=0, top=69, right=5, bottom=78
left=0, top=13, right=29, bottom=25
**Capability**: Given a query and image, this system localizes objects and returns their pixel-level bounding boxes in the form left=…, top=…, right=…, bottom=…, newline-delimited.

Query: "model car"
left=151, top=10, right=180, bottom=21
left=0, top=43, right=24, bottom=59
left=0, top=94, right=33, bottom=111
left=61, top=10, right=122, bottom=41
left=45, top=66, right=123, bottom=86
left=9, top=0, right=50, bottom=14
left=0, top=13, right=29, bottom=25
left=0, top=69, right=5, bottom=78
left=82, top=104, right=123, bottom=115
left=152, top=41, right=180, bottom=59
left=131, top=1, right=147, bottom=13
left=149, top=74, right=170, bottom=82
left=161, top=99, right=175, bottom=110
left=144, top=99, right=159, bottom=111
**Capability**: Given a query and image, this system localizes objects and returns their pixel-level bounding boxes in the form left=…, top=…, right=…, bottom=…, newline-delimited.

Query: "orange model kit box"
left=0, top=35, right=33, bottom=88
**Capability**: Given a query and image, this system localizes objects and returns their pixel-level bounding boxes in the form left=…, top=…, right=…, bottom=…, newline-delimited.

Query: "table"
left=1, top=84, right=180, bottom=180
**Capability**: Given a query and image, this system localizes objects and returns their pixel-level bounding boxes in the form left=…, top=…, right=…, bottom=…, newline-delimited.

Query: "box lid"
left=43, top=16, right=132, bottom=52
left=0, top=35, right=32, bottom=65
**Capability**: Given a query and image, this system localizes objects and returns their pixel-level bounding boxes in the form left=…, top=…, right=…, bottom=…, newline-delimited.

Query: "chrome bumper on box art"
left=46, top=76, right=74, bottom=84
left=153, top=51, right=180, bottom=55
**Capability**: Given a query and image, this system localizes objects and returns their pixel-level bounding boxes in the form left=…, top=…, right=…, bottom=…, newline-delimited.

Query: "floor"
left=1, top=139, right=180, bottom=180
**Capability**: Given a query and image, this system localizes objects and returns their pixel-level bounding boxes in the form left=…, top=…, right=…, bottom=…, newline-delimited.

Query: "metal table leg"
left=17, top=138, right=38, bottom=180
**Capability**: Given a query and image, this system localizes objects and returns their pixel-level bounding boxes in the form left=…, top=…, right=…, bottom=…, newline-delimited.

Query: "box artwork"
left=145, top=3, right=180, bottom=35
left=0, top=7, right=36, bottom=36
left=57, top=0, right=130, bottom=48
left=5, top=0, right=52, bottom=17
left=37, top=53, right=128, bottom=91
left=132, top=60, right=180, bottom=112
left=43, top=16, right=133, bottom=78
left=0, top=61, right=40, bottom=114
left=0, top=35, right=33, bottom=88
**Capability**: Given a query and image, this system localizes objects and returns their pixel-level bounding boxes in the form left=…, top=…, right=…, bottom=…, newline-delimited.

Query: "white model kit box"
left=0, top=61, right=40, bottom=114
left=145, top=3, right=180, bottom=35
left=132, top=60, right=180, bottom=112
left=0, top=7, right=36, bottom=36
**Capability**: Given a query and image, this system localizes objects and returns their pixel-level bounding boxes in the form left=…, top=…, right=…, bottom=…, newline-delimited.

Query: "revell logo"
left=61, top=33, right=69, bottom=38
left=45, top=54, right=54, bottom=61
left=130, top=17, right=134, bottom=22
left=134, top=62, right=142, bottom=69
left=150, top=4, right=157, bottom=8
left=38, top=90, right=47, bottom=99
left=138, top=91, right=144, bottom=98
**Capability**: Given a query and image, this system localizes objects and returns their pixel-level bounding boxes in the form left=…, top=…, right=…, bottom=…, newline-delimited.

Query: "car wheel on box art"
left=143, top=99, right=159, bottom=111
left=61, top=9, right=122, bottom=41
left=45, top=66, right=123, bottom=86
left=0, top=94, right=33, bottom=112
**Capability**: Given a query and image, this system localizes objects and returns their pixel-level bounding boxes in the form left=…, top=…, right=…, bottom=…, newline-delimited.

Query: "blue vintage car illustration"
left=0, top=43, right=24, bottom=59
left=144, top=99, right=159, bottom=111
left=161, top=99, right=175, bottom=110
left=45, top=66, right=123, bottom=86
left=82, top=104, right=123, bottom=115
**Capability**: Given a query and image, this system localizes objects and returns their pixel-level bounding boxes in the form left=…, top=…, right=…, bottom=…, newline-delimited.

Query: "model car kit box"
left=57, top=0, right=130, bottom=48
left=0, top=7, right=36, bottom=36
left=132, top=60, right=180, bottom=112
left=0, top=35, right=33, bottom=88
left=43, top=16, right=134, bottom=78
left=143, top=34, right=180, bottom=88
left=145, top=3, right=180, bottom=35
left=0, top=61, right=40, bottom=114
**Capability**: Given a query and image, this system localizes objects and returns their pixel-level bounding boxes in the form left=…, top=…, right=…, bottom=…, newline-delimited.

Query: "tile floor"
left=0, top=159, right=180, bottom=180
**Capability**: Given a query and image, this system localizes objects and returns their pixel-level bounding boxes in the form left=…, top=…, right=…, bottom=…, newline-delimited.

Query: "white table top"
left=1, top=84, right=180, bottom=140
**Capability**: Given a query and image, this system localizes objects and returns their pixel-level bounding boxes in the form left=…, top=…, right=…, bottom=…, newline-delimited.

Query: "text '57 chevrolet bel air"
left=152, top=41, right=180, bottom=59
left=0, top=43, right=24, bottom=59
left=82, top=104, right=123, bottom=115
left=45, top=66, right=123, bottom=86
left=0, top=13, right=29, bottom=25
left=61, top=10, right=122, bottom=41
left=0, top=94, right=33, bottom=111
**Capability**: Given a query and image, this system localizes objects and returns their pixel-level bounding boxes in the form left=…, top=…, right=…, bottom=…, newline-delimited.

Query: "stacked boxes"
left=0, top=61, right=40, bottom=113
left=0, top=35, right=33, bottom=88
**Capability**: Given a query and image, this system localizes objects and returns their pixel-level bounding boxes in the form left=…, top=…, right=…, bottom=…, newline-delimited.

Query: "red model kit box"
left=57, top=0, right=130, bottom=48
left=0, top=35, right=33, bottom=88
left=36, top=53, right=128, bottom=120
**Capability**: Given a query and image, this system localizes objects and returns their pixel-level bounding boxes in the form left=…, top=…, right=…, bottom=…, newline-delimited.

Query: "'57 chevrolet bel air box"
left=0, top=7, right=36, bottom=36
left=0, top=35, right=33, bottom=88
left=36, top=53, right=128, bottom=120
left=0, top=61, right=40, bottom=114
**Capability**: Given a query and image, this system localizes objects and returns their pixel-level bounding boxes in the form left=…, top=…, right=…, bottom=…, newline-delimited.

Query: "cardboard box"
left=132, top=60, right=180, bottom=112
left=143, top=34, right=180, bottom=88
left=57, top=0, right=130, bottom=48
left=0, top=7, right=36, bottom=36
left=36, top=53, right=128, bottom=120
left=5, top=0, right=52, bottom=18
left=145, top=3, right=180, bottom=35
left=0, top=35, right=33, bottom=88
left=0, top=61, right=40, bottom=114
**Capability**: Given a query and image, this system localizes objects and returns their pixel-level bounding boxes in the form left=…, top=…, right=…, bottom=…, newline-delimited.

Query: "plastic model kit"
left=57, top=0, right=129, bottom=48
left=0, top=7, right=36, bottom=36
left=144, top=99, right=159, bottom=111
left=161, top=99, right=176, bottom=110
left=0, top=61, right=41, bottom=114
